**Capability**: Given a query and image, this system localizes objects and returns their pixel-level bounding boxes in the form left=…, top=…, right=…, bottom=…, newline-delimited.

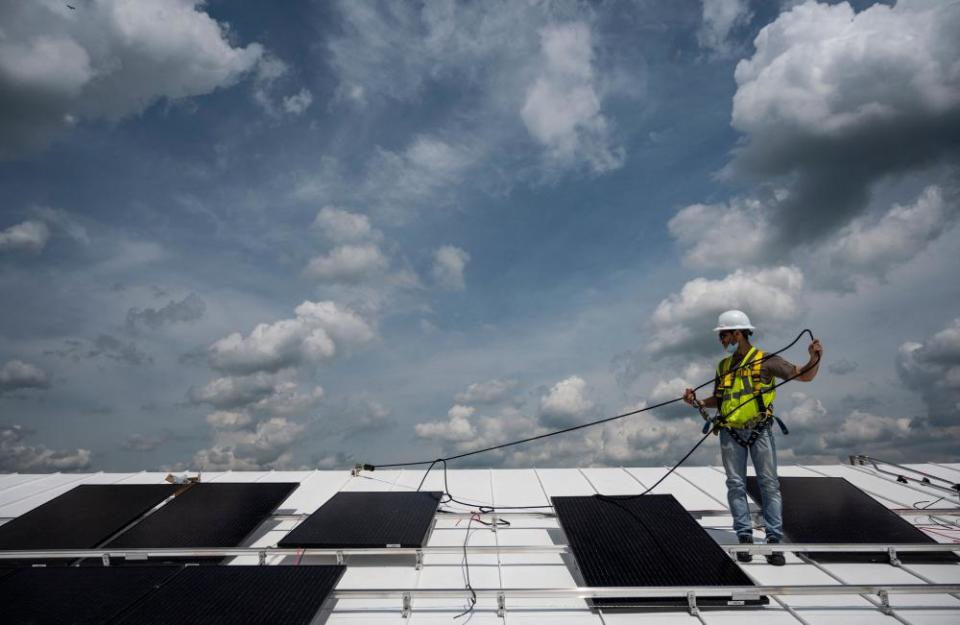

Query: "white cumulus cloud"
left=0, top=0, right=264, bottom=157
left=305, top=244, right=389, bottom=283
left=521, top=22, right=624, bottom=174
left=539, top=375, right=594, bottom=427
left=208, top=301, right=374, bottom=375
left=649, top=266, right=805, bottom=357
left=311, top=206, right=378, bottom=244
left=0, top=220, right=50, bottom=254
left=0, top=360, right=51, bottom=394
left=431, top=245, right=470, bottom=291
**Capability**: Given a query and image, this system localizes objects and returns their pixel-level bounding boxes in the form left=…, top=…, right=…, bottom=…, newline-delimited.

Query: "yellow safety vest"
left=715, top=347, right=776, bottom=429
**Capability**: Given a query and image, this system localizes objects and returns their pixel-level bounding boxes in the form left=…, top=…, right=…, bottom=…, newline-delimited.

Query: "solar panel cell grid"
left=112, top=565, right=345, bottom=625
left=106, top=482, right=298, bottom=550
left=553, top=494, right=765, bottom=608
left=0, top=484, right=174, bottom=551
left=746, top=476, right=958, bottom=563
left=279, top=491, right=442, bottom=548
left=0, top=565, right=179, bottom=625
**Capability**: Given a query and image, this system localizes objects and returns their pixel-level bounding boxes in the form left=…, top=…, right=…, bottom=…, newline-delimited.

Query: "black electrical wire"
left=410, top=335, right=821, bottom=511
left=386, top=329, right=820, bottom=615
left=454, top=513, right=479, bottom=619
left=374, top=329, right=817, bottom=472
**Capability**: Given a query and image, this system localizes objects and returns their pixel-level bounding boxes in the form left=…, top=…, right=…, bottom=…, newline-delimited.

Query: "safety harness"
left=715, top=347, right=789, bottom=448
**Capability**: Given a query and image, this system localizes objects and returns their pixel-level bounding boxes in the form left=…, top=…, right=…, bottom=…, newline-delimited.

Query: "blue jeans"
left=720, top=426, right=783, bottom=541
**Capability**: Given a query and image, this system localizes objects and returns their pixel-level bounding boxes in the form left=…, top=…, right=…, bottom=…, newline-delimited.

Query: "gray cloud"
left=126, top=293, right=206, bottom=331
left=190, top=417, right=306, bottom=470
left=0, top=424, right=91, bottom=472
left=90, top=334, right=153, bottom=366
left=827, top=359, right=858, bottom=376
left=727, top=1, right=960, bottom=249
left=189, top=373, right=279, bottom=410
left=455, top=378, right=517, bottom=405
left=122, top=433, right=167, bottom=452
left=896, top=317, right=960, bottom=427
left=697, top=0, right=752, bottom=57
left=0, top=359, right=51, bottom=394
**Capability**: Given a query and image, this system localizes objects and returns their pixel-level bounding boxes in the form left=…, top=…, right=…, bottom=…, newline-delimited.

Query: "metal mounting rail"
left=330, top=584, right=960, bottom=617
left=850, top=454, right=960, bottom=496
left=333, top=583, right=960, bottom=598
left=0, top=542, right=955, bottom=562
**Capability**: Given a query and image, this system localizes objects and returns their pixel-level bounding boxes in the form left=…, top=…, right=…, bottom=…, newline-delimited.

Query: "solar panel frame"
left=112, top=565, right=346, bottom=625
left=746, top=476, right=958, bottom=563
left=0, top=565, right=180, bottom=625
left=0, top=484, right=174, bottom=556
left=278, top=491, right=443, bottom=548
left=105, top=482, right=298, bottom=553
left=553, top=494, right=766, bottom=609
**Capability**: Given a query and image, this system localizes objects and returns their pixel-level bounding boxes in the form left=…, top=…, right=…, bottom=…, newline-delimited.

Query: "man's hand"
left=808, top=339, right=823, bottom=358
left=683, top=388, right=697, bottom=406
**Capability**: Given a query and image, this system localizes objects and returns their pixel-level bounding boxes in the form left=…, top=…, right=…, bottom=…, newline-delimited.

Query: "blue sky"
left=1, top=0, right=958, bottom=472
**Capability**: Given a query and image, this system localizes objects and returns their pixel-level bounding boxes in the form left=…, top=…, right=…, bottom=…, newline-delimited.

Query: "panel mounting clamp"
left=686, top=590, right=699, bottom=616
left=401, top=591, right=412, bottom=618
left=887, top=547, right=901, bottom=567
left=497, top=591, right=505, bottom=617
left=878, top=589, right=892, bottom=615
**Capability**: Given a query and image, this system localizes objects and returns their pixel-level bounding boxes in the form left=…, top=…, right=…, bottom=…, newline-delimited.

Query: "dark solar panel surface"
left=0, top=484, right=173, bottom=550
left=553, top=494, right=764, bottom=608
left=279, top=491, right=442, bottom=548
left=746, top=476, right=958, bottom=563
left=113, top=565, right=345, bottom=625
left=0, top=565, right=177, bottom=625
left=106, top=482, right=297, bottom=549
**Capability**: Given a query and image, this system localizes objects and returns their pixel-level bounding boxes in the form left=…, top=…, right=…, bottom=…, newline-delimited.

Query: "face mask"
left=725, top=342, right=738, bottom=354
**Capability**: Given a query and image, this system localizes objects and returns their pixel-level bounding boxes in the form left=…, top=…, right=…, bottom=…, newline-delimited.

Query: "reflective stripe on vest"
left=716, top=347, right=776, bottom=428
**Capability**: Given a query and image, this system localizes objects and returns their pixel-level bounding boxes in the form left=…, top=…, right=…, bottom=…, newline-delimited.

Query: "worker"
left=683, top=310, right=822, bottom=566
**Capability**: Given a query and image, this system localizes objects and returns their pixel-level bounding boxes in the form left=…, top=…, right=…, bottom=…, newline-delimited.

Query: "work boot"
left=736, top=535, right=753, bottom=563
left=765, top=538, right=786, bottom=566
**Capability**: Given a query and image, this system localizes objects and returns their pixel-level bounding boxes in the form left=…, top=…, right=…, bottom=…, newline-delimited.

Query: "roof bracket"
left=887, top=547, right=901, bottom=567
left=878, top=589, right=892, bottom=615
left=258, top=550, right=266, bottom=566
left=100, top=553, right=110, bottom=567
left=415, top=550, right=423, bottom=570
left=687, top=591, right=699, bottom=616
left=336, top=550, right=344, bottom=565
left=401, top=591, right=412, bottom=618
left=497, top=591, right=505, bottom=617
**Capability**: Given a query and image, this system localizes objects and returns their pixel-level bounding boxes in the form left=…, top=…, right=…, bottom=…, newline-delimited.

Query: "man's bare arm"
left=795, top=339, right=823, bottom=382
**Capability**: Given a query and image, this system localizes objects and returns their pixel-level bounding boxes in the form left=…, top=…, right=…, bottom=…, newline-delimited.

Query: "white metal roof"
left=1, top=462, right=958, bottom=624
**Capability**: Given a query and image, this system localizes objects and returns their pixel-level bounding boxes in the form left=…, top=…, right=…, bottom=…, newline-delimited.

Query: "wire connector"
left=351, top=463, right=376, bottom=476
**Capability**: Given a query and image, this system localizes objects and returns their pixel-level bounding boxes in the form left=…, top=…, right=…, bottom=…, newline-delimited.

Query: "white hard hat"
left=713, top=309, right=755, bottom=332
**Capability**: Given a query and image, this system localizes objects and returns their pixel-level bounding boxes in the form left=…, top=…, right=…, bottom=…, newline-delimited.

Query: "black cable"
left=454, top=513, right=479, bottom=619
left=375, top=329, right=817, bottom=470
left=429, top=347, right=821, bottom=512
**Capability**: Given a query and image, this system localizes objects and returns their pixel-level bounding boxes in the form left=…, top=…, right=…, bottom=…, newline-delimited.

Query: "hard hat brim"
left=713, top=324, right=755, bottom=332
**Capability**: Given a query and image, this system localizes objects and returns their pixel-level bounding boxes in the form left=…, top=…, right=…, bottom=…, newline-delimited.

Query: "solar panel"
left=0, top=484, right=173, bottom=554
left=553, top=494, right=765, bottom=608
left=0, top=565, right=178, bottom=625
left=106, top=483, right=297, bottom=553
left=278, top=491, right=442, bottom=548
left=746, top=476, right=958, bottom=563
left=112, top=565, right=345, bottom=625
